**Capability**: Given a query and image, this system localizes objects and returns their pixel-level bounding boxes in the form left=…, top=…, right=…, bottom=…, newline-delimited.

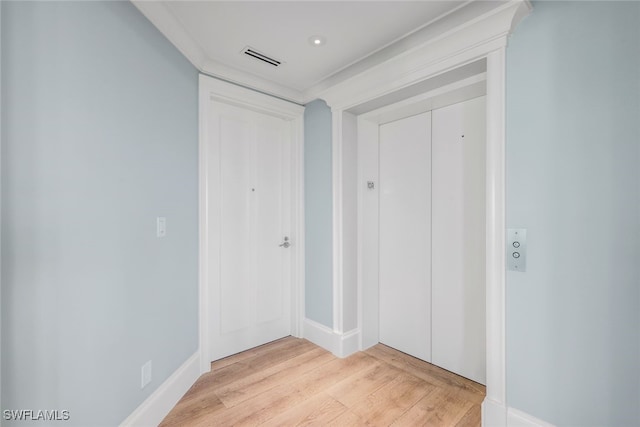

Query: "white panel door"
left=379, top=112, right=432, bottom=362
left=209, top=100, right=291, bottom=361
left=432, top=96, right=486, bottom=384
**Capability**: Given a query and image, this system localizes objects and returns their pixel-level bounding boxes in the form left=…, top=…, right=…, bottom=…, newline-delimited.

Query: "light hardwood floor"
left=160, top=337, right=485, bottom=426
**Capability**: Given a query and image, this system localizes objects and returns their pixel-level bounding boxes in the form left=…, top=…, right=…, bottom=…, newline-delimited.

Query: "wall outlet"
left=156, top=217, right=166, bottom=238
left=141, top=360, right=152, bottom=389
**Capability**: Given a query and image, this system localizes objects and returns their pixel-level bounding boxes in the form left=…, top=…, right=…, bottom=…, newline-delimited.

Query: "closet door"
left=378, top=112, right=432, bottom=362
left=431, top=96, right=486, bottom=384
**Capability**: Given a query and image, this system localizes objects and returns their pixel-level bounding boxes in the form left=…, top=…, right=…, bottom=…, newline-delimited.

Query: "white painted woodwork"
left=208, top=100, right=291, bottom=361
left=378, top=112, right=432, bottom=363
left=198, top=75, right=304, bottom=375
left=331, top=109, right=344, bottom=334
left=483, top=48, right=508, bottom=414
left=376, top=101, right=486, bottom=383
left=342, top=111, right=359, bottom=334
left=357, top=117, right=380, bottom=351
left=344, top=3, right=530, bottom=417
left=120, top=353, right=201, bottom=427
left=333, top=108, right=367, bottom=339
left=184, top=1, right=532, bottom=422
left=431, top=96, right=487, bottom=385
left=320, top=2, right=531, bottom=110
left=132, top=1, right=529, bottom=104
left=356, top=68, right=488, bottom=354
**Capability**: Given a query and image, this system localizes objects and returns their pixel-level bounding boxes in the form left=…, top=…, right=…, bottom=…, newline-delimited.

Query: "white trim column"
left=291, top=116, right=306, bottom=339
left=482, top=46, right=508, bottom=426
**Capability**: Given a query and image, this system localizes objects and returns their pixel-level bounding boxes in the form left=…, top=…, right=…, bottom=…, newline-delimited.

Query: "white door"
left=377, top=99, right=486, bottom=384
left=431, top=96, right=486, bottom=384
left=378, top=112, right=432, bottom=362
left=207, top=100, right=291, bottom=361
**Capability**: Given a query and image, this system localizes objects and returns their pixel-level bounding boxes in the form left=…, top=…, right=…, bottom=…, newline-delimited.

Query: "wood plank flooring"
left=160, top=337, right=485, bottom=426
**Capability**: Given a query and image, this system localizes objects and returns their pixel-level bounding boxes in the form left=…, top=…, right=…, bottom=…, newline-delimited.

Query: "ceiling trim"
left=199, top=74, right=304, bottom=119
left=200, top=59, right=305, bottom=105
left=132, top=1, right=207, bottom=70
left=133, top=0, right=530, bottom=107
left=317, top=0, right=532, bottom=110
left=302, top=0, right=493, bottom=102
left=132, top=1, right=306, bottom=105
left=299, top=0, right=473, bottom=97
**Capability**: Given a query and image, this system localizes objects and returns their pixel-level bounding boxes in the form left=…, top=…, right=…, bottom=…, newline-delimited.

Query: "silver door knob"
left=279, top=237, right=290, bottom=248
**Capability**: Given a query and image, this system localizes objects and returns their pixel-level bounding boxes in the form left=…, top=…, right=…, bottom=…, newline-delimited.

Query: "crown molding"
left=132, top=1, right=208, bottom=69
left=199, top=74, right=304, bottom=119
left=301, top=0, right=501, bottom=103
left=133, top=0, right=530, bottom=107
left=200, top=60, right=305, bottom=105
left=132, top=1, right=305, bottom=105
left=315, top=0, right=531, bottom=109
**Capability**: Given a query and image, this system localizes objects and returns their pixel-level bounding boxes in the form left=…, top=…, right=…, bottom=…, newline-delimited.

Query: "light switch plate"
left=156, top=217, right=166, bottom=238
left=507, top=228, right=526, bottom=272
left=141, top=360, right=152, bottom=389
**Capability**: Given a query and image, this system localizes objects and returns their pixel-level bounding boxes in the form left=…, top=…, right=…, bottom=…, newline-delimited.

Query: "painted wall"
left=1, top=2, right=199, bottom=425
left=0, top=1, right=3, bottom=414
left=304, top=100, right=333, bottom=328
left=506, top=2, right=640, bottom=426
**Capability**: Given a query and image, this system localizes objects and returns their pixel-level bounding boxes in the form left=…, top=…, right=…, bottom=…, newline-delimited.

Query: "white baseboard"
left=302, top=318, right=360, bottom=358
left=302, top=318, right=336, bottom=353
left=482, top=398, right=555, bottom=427
left=120, top=352, right=200, bottom=427
left=338, top=328, right=360, bottom=358
left=507, top=408, right=555, bottom=427
left=482, top=398, right=507, bottom=427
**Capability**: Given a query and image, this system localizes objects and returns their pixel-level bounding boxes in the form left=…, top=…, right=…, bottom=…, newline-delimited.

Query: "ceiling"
left=133, top=1, right=492, bottom=104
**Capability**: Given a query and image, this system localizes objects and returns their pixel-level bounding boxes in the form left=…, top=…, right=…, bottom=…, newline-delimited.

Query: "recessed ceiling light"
left=308, top=35, right=326, bottom=47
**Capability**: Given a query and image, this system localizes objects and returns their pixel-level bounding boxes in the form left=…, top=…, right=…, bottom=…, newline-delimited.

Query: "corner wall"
left=506, top=2, right=640, bottom=425
left=304, top=100, right=333, bottom=328
left=1, top=2, right=199, bottom=425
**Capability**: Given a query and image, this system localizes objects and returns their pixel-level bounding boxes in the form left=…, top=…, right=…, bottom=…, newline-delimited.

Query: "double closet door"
left=378, top=97, right=486, bottom=384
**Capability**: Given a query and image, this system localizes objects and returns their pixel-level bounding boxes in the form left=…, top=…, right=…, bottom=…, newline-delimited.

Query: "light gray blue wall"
left=506, top=2, right=640, bottom=426
left=1, top=2, right=198, bottom=425
left=304, top=100, right=333, bottom=328
left=0, top=0, right=4, bottom=413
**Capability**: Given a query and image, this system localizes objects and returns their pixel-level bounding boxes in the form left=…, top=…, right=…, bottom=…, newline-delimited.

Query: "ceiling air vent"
left=241, top=46, right=282, bottom=67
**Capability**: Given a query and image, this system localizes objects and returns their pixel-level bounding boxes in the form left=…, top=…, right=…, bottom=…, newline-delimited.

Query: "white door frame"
left=318, top=2, right=531, bottom=426
left=198, top=75, right=305, bottom=374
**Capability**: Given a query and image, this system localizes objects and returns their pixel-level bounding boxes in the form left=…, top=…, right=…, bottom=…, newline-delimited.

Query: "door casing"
left=320, top=2, right=532, bottom=424
left=341, top=53, right=503, bottom=427
left=198, top=75, right=305, bottom=373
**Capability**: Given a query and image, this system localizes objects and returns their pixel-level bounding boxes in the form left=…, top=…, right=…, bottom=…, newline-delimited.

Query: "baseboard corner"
left=302, top=318, right=335, bottom=353
left=337, top=328, right=360, bottom=358
left=302, top=318, right=360, bottom=358
left=482, top=398, right=556, bottom=427
left=119, top=352, right=200, bottom=427
left=482, top=397, right=507, bottom=427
